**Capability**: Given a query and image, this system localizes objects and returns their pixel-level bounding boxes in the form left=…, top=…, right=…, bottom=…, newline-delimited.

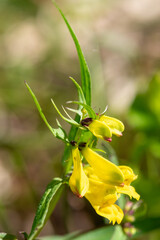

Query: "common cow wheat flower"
left=69, top=143, right=140, bottom=224
left=81, top=115, right=124, bottom=142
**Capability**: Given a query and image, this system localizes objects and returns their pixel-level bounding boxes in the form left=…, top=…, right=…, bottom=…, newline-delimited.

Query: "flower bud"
left=69, top=148, right=89, bottom=198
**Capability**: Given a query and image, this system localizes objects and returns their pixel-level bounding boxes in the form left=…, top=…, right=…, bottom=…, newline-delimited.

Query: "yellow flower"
left=84, top=164, right=140, bottom=224
left=83, top=115, right=124, bottom=141
left=81, top=147, right=124, bottom=185
left=69, top=147, right=89, bottom=198
left=69, top=146, right=140, bottom=224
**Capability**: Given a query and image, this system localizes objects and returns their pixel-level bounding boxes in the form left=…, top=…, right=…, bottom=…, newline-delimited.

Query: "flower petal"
left=82, top=147, right=124, bottom=185
left=88, top=120, right=112, bottom=140
left=84, top=167, right=118, bottom=206
left=94, top=204, right=124, bottom=225
left=100, top=115, right=124, bottom=136
left=119, top=166, right=138, bottom=185
left=116, top=185, right=140, bottom=200
left=69, top=148, right=89, bottom=197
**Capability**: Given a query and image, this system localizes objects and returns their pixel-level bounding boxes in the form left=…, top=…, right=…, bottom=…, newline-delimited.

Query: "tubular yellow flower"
left=81, top=147, right=124, bottom=185
left=83, top=115, right=124, bottom=141
left=69, top=147, right=89, bottom=198
left=69, top=147, right=140, bottom=225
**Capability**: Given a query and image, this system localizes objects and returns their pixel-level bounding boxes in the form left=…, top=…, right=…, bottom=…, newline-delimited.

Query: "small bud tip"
left=104, top=137, right=112, bottom=142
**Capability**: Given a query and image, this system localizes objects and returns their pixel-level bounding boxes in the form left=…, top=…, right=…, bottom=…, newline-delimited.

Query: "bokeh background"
left=0, top=0, right=160, bottom=239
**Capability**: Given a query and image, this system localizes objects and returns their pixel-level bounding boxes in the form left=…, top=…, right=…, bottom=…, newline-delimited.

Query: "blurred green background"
left=0, top=0, right=160, bottom=239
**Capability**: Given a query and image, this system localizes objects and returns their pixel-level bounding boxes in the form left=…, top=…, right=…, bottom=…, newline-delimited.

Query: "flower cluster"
left=69, top=115, right=140, bottom=224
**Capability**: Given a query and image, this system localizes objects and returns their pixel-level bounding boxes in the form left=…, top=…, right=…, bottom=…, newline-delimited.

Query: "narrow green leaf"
left=52, top=1, right=91, bottom=106
left=68, top=77, right=87, bottom=119
left=0, top=233, right=17, bottom=240
left=51, top=2, right=92, bottom=168
left=28, top=178, right=64, bottom=240
left=25, top=82, right=68, bottom=142
left=69, top=77, right=86, bottom=105
left=67, top=101, right=96, bottom=119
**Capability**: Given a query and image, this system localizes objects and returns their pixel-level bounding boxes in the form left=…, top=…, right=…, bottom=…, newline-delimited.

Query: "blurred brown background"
left=0, top=0, right=160, bottom=239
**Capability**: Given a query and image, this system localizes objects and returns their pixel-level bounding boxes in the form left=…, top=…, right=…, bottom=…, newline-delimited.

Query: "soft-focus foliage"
left=0, top=0, right=160, bottom=240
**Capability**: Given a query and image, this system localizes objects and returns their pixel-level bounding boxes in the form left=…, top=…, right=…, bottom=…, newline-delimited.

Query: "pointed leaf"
left=53, top=1, right=91, bottom=106
left=69, top=77, right=86, bottom=104
left=52, top=2, right=92, bottom=169
left=28, top=178, right=64, bottom=240
left=25, top=82, right=68, bottom=142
